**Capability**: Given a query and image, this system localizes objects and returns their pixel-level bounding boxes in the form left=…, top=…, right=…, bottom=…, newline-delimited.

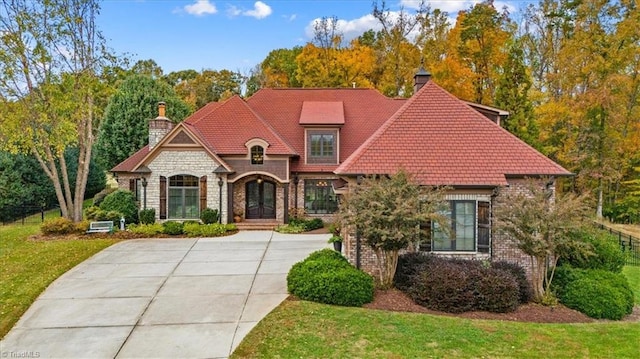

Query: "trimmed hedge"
left=553, top=266, right=634, bottom=320
left=183, top=223, right=232, bottom=237
left=277, top=217, right=325, bottom=233
left=128, top=223, right=164, bottom=236
left=395, top=254, right=522, bottom=313
left=491, top=261, right=533, bottom=304
left=287, top=249, right=374, bottom=307
left=162, top=221, right=184, bottom=235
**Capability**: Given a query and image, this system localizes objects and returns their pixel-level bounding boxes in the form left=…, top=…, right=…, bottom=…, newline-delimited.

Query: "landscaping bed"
left=364, top=288, right=640, bottom=323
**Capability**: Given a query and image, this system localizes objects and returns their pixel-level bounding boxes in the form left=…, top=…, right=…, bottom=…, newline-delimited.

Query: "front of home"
left=112, top=70, right=571, bottom=274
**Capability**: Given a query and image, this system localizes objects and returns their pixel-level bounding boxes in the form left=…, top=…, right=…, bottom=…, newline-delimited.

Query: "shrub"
left=162, top=221, right=184, bottom=235
left=128, top=223, right=164, bottom=236
left=397, top=255, right=521, bottom=313
left=305, top=248, right=348, bottom=263
left=491, top=261, right=533, bottom=303
left=559, top=229, right=625, bottom=273
left=41, top=217, right=77, bottom=235
left=394, top=252, right=435, bottom=292
left=554, top=266, right=634, bottom=320
left=75, top=220, right=90, bottom=233
left=288, top=217, right=324, bottom=231
left=92, top=210, right=122, bottom=225
left=93, top=187, right=116, bottom=207
left=475, top=268, right=520, bottom=312
left=139, top=208, right=156, bottom=225
left=183, top=223, right=229, bottom=237
left=100, top=190, right=139, bottom=224
left=275, top=224, right=306, bottom=234
left=287, top=250, right=373, bottom=307
left=84, top=206, right=100, bottom=220
left=200, top=208, right=219, bottom=224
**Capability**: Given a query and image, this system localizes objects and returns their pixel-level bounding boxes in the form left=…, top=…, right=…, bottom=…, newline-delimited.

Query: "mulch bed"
left=364, top=288, right=640, bottom=323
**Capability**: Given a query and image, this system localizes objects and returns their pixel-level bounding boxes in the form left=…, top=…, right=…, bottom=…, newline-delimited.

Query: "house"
left=112, top=70, right=571, bottom=274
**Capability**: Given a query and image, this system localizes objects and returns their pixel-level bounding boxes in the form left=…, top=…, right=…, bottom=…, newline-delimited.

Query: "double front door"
left=246, top=180, right=276, bottom=219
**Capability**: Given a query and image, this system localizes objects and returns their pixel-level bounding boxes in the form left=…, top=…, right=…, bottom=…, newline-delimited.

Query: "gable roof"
left=247, top=88, right=406, bottom=172
left=335, top=81, right=571, bottom=186
left=185, top=95, right=297, bottom=156
left=299, top=101, right=345, bottom=125
left=112, top=145, right=150, bottom=172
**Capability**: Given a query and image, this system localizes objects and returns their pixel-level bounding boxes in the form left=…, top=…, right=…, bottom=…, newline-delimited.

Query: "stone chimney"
left=148, top=102, right=174, bottom=150
left=413, top=60, right=432, bottom=93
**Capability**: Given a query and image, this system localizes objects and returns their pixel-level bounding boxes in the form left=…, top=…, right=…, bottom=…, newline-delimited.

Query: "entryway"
left=245, top=180, right=276, bottom=219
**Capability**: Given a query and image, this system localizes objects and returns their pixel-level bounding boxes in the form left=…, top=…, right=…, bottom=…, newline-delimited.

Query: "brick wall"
left=342, top=181, right=553, bottom=282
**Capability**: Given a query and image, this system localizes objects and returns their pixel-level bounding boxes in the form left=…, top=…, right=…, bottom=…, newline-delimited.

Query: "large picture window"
left=432, top=200, right=477, bottom=252
left=304, top=179, right=337, bottom=214
left=307, top=130, right=337, bottom=164
left=168, top=175, right=199, bottom=219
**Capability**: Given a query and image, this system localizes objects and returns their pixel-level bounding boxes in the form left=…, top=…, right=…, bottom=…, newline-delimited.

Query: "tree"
left=261, top=47, right=302, bottom=87
left=131, top=59, right=164, bottom=79
left=0, top=0, right=112, bottom=222
left=172, top=69, right=243, bottom=110
left=495, top=179, right=590, bottom=303
left=95, top=75, right=191, bottom=169
left=338, top=170, right=448, bottom=289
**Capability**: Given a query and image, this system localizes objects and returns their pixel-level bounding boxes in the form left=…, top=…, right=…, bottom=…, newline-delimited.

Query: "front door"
left=246, top=180, right=276, bottom=219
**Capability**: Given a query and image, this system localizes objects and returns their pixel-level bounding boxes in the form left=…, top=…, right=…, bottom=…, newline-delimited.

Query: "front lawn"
left=232, top=300, right=640, bottom=358
left=0, top=222, right=117, bottom=338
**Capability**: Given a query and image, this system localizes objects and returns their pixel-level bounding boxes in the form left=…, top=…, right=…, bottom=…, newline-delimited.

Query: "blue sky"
left=98, top=1, right=528, bottom=74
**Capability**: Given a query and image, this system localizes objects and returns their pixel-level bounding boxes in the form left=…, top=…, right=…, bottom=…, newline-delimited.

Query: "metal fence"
left=0, top=206, right=57, bottom=225
left=595, top=223, right=640, bottom=266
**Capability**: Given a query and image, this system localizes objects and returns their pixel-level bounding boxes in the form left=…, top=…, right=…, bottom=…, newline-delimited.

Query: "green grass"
left=623, top=265, right=640, bottom=305
left=0, top=214, right=117, bottom=339
left=232, top=300, right=640, bottom=358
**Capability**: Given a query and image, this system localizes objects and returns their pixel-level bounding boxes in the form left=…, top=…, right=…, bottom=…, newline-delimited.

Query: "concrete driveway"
left=0, top=231, right=329, bottom=358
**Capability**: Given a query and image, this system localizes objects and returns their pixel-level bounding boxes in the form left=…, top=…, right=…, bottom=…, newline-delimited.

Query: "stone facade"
left=117, top=149, right=228, bottom=223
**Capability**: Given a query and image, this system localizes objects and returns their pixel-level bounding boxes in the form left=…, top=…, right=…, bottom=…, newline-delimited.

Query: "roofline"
left=463, top=101, right=509, bottom=116
left=504, top=173, right=575, bottom=178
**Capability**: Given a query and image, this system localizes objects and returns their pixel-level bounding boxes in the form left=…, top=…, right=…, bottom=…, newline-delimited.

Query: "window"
left=251, top=145, right=264, bottom=165
left=307, top=130, right=337, bottom=164
left=304, top=179, right=337, bottom=214
left=168, top=175, right=199, bottom=219
left=432, top=201, right=479, bottom=252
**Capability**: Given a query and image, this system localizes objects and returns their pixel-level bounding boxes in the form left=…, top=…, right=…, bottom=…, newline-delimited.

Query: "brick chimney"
left=413, top=60, right=431, bottom=93
left=148, top=102, right=174, bottom=150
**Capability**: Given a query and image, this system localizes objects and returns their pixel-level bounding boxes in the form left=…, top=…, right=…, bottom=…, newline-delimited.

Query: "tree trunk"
left=596, top=180, right=603, bottom=219
left=531, top=256, right=546, bottom=302
left=373, top=248, right=399, bottom=289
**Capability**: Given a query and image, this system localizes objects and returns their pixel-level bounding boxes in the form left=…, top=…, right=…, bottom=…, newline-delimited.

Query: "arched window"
left=251, top=145, right=264, bottom=165
left=168, top=175, right=199, bottom=219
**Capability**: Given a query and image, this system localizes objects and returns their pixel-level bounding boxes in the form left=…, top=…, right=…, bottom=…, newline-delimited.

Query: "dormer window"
left=251, top=145, right=264, bottom=165
left=307, top=129, right=338, bottom=164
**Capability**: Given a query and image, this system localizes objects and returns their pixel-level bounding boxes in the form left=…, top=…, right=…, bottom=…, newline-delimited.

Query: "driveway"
left=0, top=231, right=329, bottom=358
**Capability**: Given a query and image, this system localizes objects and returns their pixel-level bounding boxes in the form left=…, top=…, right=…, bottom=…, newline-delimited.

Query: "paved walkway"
left=1, top=231, right=329, bottom=358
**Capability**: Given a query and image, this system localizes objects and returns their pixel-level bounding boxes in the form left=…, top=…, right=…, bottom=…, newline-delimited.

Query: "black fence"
left=595, top=223, right=640, bottom=266
left=0, top=206, right=57, bottom=225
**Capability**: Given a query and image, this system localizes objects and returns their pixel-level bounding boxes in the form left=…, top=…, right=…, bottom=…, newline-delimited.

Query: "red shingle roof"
left=247, top=88, right=406, bottom=172
left=185, top=95, right=297, bottom=156
left=335, top=81, right=571, bottom=186
left=299, top=101, right=345, bottom=125
left=112, top=145, right=149, bottom=172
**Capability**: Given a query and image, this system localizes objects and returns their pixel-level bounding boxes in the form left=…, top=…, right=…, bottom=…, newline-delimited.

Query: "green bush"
left=162, top=221, right=184, bottom=235
left=41, top=217, right=78, bottom=235
left=93, top=187, right=116, bottom=207
left=92, top=210, right=122, bottom=225
left=491, top=261, right=533, bottom=303
left=554, top=266, right=634, bottom=320
left=559, top=229, right=625, bottom=273
left=99, top=189, right=139, bottom=224
left=128, top=223, right=164, bottom=235
left=275, top=224, right=306, bottom=233
left=287, top=250, right=373, bottom=307
left=183, top=223, right=229, bottom=237
left=84, top=206, right=100, bottom=220
left=139, top=208, right=156, bottom=225
left=200, top=208, right=219, bottom=224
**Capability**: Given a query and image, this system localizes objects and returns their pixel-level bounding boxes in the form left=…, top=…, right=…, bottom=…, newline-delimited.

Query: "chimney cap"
left=157, top=101, right=167, bottom=119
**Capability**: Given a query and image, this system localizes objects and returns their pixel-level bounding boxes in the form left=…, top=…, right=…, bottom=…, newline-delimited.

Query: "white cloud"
left=243, top=1, right=272, bottom=19
left=184, top=0, right=217, bottom=16
left=305, top=14, right=381, bottom=43
left=226, top=4, right=242, bottom=17
left=283, top=14, right=297, bottom=22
